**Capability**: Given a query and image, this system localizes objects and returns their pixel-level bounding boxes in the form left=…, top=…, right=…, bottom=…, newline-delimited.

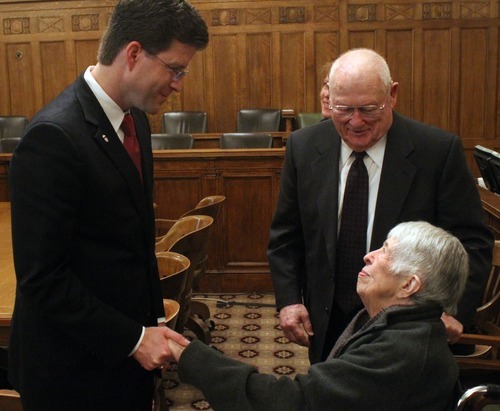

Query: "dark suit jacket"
left=267, top=112, right=494, bottom=364
left=8, top=74, right=163, bottom=410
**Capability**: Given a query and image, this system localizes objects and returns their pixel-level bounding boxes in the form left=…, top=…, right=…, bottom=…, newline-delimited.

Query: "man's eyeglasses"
left=329, top=104, right=386, bottom=119
left=142, top=47, right=188, bottom=82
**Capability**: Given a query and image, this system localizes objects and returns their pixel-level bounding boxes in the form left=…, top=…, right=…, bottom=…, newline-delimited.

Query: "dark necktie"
left=121, top=113, right=142, bottom=179
left=335, top=151, right=368, bottom=314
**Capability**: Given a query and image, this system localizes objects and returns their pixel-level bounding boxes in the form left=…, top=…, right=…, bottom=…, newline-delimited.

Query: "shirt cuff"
left=128, top=326, right=145, bottom=357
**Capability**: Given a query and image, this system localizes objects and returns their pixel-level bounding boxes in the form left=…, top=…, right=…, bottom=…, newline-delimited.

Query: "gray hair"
left=387, top=221, right=469, bottom=315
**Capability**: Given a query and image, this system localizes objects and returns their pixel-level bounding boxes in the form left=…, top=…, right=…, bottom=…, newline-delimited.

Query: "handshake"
left=132, top=323, right=191, bottom=371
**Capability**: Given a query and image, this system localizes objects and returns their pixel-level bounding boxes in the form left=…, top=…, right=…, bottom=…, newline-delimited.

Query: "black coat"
left=8, top=74, right=163, bottom=410
left=178, top=304, right=458, bottom=411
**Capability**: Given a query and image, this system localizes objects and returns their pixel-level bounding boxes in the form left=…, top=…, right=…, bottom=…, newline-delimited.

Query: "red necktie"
left=335, top=151, right=368, bottom=314
left=121, top=113, right=142, bottom=179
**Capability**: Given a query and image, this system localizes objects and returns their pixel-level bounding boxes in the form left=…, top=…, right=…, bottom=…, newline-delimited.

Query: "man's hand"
left=279, top=304, right=314, bottom=347
left=441, top=313, right=464, bottom=344
left=133, top=326, right=189, bottom=370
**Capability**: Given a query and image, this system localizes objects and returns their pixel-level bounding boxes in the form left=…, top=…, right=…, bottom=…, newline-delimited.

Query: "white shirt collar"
left=340, top=135, right=387, bottom=168
left=84, top=66, right=126, bottom=136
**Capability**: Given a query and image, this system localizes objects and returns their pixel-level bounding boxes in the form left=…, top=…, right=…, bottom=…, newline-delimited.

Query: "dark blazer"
left=178, top=304, right=458, bottom=411
left=8, top=74, right=163, bottom=410
left=267, top=112, right=494, bottom=364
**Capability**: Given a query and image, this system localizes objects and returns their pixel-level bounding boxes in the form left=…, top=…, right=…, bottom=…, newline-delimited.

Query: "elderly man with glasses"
left=267, top=48, right=493, bottom=365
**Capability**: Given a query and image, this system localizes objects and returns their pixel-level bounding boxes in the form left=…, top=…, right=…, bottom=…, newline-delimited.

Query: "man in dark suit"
left=7, top=1, right=208, bottom=409
left=267, top=48, right=494, bottom=364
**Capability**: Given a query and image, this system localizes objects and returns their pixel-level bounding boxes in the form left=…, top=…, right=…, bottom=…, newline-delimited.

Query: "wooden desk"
left=478, top=185, right=500, bottom=239
left=185, top=132, right=286, bottom=149
left=0, top=202, right=14, bottom=346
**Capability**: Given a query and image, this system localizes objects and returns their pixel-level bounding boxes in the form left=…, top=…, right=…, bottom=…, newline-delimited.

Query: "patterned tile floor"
left=161, top=293, right=310, bottom=410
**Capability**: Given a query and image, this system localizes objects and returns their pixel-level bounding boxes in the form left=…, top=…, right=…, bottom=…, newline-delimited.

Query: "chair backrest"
left=456, top=384, right=500, bottom=411
left=182, top=195, right=226, bottom=220
left=0, top=137, right=21, bottom=153
left=0, top=116, right=28, bottom=139
left=155, top=215, right=214, bottom=333
left=0, top=390, right=22, bottom=411
left=220, top=133, right=273, bottom=149
left=151, top=133, right=194, bottom=149
left=162, top=111, right=207, bottom=134
left=155, top=195, right=225, bottom=239
left=476, top=240, right=500, bottom=335
left=297, top=112, right=323, bottom=128
left=156, top=251, right=190, bottom=302
left=237, top=109, right=281, bottom=132
left=155, top=215, right=213, bottom=255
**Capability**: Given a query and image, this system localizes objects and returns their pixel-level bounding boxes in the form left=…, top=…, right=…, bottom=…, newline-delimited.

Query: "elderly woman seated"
left=166, top=221, right=468, bottom=411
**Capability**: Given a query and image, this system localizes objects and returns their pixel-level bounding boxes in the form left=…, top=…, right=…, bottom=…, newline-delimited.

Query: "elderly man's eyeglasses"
left=329, top=104, right=386, bottom=119
left=142, top=47, right=188, bottom=82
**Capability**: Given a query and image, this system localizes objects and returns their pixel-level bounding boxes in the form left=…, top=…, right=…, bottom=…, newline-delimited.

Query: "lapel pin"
left=102, top=134, right=109, bottom=143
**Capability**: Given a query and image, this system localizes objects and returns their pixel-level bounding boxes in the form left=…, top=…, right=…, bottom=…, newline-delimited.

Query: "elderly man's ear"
left=398, top=275, right=421, bottom=299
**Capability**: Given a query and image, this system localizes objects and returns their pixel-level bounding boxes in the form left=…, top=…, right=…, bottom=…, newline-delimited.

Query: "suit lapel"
left=371, top=113, right=416, bottom=250
left=311, top=124, right=341, bottom=270
left=73, top=76, right=149, bottom=220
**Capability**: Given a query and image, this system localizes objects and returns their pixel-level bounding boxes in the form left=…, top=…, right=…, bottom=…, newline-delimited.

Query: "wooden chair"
left=157, top=251, right=190, bottom=330
left=220, top=133, right=273, bottom=149
left=456, top=384, right=500, bottom=411
left=0, top=390, right=22, bottom=411
left=156, top=195, right=225, bottom=239
left=236, top=109, right=281, bottom=132
left=455, top=241, right=500, bottom=377
left=151, top=133, right=194, bottom=149
left=162, top=111, right=207, bottom=134
left=155, top=215, right=214, bottom=343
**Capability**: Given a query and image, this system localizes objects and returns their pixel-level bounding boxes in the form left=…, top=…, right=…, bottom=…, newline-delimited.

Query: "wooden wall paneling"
left=40, top=41, right=68, bottom=105
left=348, top=30, right=376, bottom=51
left=386, top=29, right=414, bottom=119
left=247, top=32, right=273, bottom=109
left=422, top=29, right=452, bottom=130
left=280, top=32, right=306, bottom=113
left=6, top=43, right=36, bottom=118
left=313, top=30, right=339, bottom=111
left=212, top=34, right=239, bottom=132
left=458, top=28, right=488, bottom=142
left=74, top=39, right=99, bottom=77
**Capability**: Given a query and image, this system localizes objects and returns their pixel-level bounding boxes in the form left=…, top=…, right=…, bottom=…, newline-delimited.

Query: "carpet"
left=160, top=293, right=310, bottom=410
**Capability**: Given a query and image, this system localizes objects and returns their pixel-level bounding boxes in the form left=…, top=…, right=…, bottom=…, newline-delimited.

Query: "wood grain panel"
left=74, top=39, right=99, bottom=77
left=348, top=30, right=376, bottom=51
left=223, top=173, right=275, bottom=263
left=247, top=32, right=273, bottom=108
left=40, top=41, right=69, bottom=105
left=6, top=43, right=36, bottom=117
left=422, top=29, right=451, bottom=130
left=212, top=34, right=239, bottom=132
left=458, top=28, right=487, bottom=141
left=281, top=32, right=306, bottom=112
left=314, top=31, right=339, bottom=98
left=386, top=30, right=414, bottom=118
